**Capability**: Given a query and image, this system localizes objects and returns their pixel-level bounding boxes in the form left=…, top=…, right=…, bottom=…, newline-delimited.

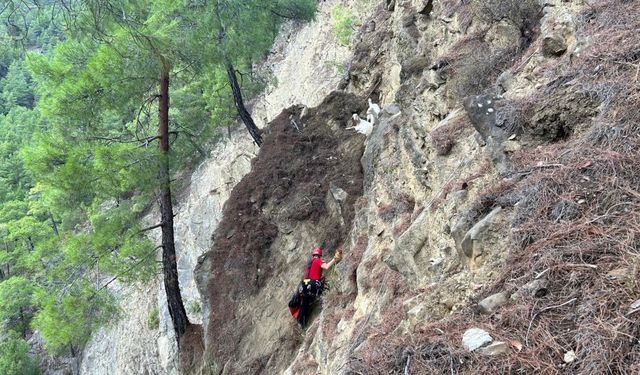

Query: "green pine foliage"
left=0, top=333, right=40, bottom=375
left=331, top=5, right=355, bottom=46
left=31, top=283, right=119, bottom=355
left=0, top=0, right=318, bottom=367
left=0, top=277, right=34, bottom=335
left=1, top=61, right=34, bottom=110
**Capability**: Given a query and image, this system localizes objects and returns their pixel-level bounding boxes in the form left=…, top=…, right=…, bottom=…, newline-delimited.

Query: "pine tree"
left=0, top=332, right=40, bottom=375
left=0, top=0, right=318, bottom=355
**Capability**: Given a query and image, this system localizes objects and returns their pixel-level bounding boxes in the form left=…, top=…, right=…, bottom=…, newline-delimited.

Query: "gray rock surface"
left=463, top=95, right=514, bottom=174
left=480, top=341, right=511, bottom=356
left=478, top=292, right=509, bottom=314
left=459, top=207, right=503, bottom=263
left=326, top=183, right=349, bottom=227
left=485, top=21, right=521, bottom=49
left=541, top=7, right=575, bottom=57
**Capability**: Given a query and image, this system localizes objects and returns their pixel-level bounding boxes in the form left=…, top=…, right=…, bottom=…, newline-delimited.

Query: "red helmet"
left=312, top=247, right=323, bottom=256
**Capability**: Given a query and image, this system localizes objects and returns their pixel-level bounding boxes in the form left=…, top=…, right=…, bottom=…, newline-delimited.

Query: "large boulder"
left=456, top=207, right=503, bottom=266
left=541, top=7, right=576, bottom=57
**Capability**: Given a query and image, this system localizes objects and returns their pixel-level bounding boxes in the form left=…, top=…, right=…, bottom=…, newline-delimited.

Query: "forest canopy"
left=0, top=0, right=316, bottom=370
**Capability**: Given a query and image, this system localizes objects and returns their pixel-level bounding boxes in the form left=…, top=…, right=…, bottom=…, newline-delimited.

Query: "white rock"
left=564, top=350, right=576, bottom=363
left=462, top=328, right=493, bottom=351
left=337, top=319, right=348, bottom=332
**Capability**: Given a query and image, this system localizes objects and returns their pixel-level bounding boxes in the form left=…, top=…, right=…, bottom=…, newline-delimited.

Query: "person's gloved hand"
left=334, top=249, right=343, bottom=263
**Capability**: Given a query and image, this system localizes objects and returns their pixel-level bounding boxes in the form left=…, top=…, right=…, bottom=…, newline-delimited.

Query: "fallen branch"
left=561, top=263, right=598, bottom=269
left=516, top=163, right=565, bottom=177
left=404, top=354, right=411, bottom=375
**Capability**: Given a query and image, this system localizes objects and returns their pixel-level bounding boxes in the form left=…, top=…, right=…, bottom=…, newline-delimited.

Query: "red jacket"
left=305, top=257, right=323, bottom=280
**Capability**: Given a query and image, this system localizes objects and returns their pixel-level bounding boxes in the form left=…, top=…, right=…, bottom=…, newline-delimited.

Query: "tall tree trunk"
left=49, top=211, right=59, bottom=236
left=1, top=240, right=7, bottom=279
left=158, top=63, right=190, bottom=344
left=26, top=236, right=34, bottom=253
left=225, top=60, right=263, bottom=147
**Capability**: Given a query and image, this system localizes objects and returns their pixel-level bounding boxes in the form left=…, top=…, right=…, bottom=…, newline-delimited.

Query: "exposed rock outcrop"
left=81, top=0, right=640, bottom=374
left=79, top=1, right=357, bottom=373
left=193, top=92, right=366, bottom=374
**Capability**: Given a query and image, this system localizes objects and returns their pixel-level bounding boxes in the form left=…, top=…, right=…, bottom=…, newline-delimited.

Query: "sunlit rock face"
left=80, top=0, right=614, bottom=373
left=78, top=1, right=355, bottom=374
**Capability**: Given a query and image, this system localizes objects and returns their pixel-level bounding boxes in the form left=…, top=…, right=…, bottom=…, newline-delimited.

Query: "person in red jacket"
left=290, top=246, right=343, bottom=327
left=305, top=247, right=340, bottom=284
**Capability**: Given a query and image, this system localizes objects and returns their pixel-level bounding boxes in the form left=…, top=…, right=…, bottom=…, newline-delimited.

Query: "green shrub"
left=146, top=306, right=159, bottom=330
left=331, top=5, right=355, bottom=46
left=187, top=300, right=202, bottom=316
left=0, top=334, right=40, bottom=375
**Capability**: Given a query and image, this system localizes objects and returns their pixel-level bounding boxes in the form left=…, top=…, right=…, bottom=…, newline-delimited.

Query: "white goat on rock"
left=346, top=98, right=381, bottom=138
left=347, top=113, right=373, bottom=136
left=366, top=98, right=381, bottom=124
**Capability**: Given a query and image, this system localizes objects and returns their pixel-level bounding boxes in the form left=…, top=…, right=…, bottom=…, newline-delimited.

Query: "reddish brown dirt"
left=192, top=91, right=367, bottom=373
left=179, top=324, right=204, bottom=373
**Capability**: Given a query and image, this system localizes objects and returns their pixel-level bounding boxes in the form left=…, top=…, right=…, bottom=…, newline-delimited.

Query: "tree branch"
left=270, top=9, right=296, bottom=20
left=94, top=245, right=163, bottom=294
left=138, top=131, right=178, bottom=148
left=137, top=222, right=163, bottom=233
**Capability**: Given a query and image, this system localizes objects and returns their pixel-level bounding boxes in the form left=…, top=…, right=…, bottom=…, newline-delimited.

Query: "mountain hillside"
left=63, top=0, right=640, bottom=374
left=189, top=0, right=640, bottom=374
left=76, top=1, right=364, bottom=373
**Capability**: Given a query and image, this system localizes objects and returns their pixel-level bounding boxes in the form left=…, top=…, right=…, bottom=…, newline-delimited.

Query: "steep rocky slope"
left=77, top=0, right=363, bottom=373
left=192, top=0, right=640, bottom=374
left=76, top=0, right=639, bottom=374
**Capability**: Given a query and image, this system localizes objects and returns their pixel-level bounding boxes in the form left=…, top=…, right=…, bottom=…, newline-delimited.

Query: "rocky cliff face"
left=80, top=0, right=640, bottom=374
left=194, top=0, right=640, bottom=374
left=78, top=0, right=360, bottom=373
